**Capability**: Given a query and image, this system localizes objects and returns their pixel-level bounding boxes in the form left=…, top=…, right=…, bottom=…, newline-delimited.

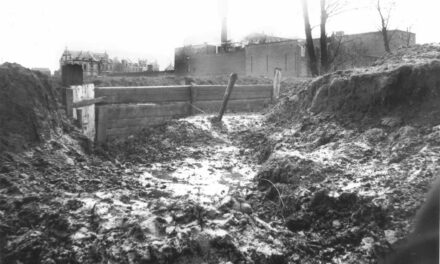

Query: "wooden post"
left=96, top=106, right=108, bottom=142
left=65, top=88, right=74, bottom=117
left=273, top=68, right=281, bottom=101
left=216, top=73, right=238, bottom=121
left=76, top=109, right=83, bottom=128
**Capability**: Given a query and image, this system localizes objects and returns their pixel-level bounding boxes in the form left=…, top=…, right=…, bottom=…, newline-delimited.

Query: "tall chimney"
left=221, top=16, right=227, bottom=46
left=219, top=0, right=228, bottom=51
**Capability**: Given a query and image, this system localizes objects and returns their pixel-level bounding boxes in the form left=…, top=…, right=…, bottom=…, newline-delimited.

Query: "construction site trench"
left=1, top=44, right=440, bottom=264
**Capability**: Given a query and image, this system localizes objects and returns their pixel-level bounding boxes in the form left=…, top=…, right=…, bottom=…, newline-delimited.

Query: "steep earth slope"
left=0, top=63, right=61, bottom=153
left=249, top=44, right=440, bottom=263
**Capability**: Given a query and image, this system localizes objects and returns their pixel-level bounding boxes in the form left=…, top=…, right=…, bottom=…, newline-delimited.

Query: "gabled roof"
left=62, top=50, right=108, bottom=62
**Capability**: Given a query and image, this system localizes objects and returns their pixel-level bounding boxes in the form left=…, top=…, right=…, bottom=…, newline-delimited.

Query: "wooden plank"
left=98, top=93, right=190, bottom=104
left=65, top=88, right=74, bottom=117
left=189, top=85, right=196, bottom=115
left=95, top=86, right=191, bottom=104
left=96, top=106, right=109, bottom=142
left=101, top=94, right=188, bottom=104
left=273, top=69, right=281, bottom=101
left=193, top=98, right=271, bottom=113
left=192, top=85, right=272, bottom=101
left=72, top=97, right=105, bottom=108
left=105, top=102, right=191, bottom=120
left=97, top=85, right=191, bottom=90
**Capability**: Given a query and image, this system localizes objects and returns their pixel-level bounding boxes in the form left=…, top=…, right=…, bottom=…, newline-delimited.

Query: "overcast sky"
left=0, top=0, right=438, bottom=72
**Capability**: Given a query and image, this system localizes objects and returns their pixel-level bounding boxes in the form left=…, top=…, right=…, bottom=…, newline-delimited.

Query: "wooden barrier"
left=95, top=85, right=191, bottom=104
left=93, top=84, right=273, bottom=142
left=191, top=85, right=271, bottom=101
left=96, top=102, right=191, bottom=141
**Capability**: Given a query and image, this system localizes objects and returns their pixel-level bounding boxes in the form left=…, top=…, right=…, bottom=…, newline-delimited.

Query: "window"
left=250, top=56, right=253, bottom=73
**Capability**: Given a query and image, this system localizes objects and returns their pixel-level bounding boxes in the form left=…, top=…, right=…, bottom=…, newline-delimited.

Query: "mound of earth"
left=269, top=45, right=440, bottom=128
left=250, top=44, right=440, bottom=262
left=373, top=43, right=440, bottom=66
left=0, top=63, right=61, bottom=153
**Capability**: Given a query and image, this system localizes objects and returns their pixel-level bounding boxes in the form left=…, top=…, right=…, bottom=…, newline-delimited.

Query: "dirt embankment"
left=269, top=44, right=440, bottom=128
left=0, top=63, right=62, bottom=153
left=251, top=44, right=440, bottom=263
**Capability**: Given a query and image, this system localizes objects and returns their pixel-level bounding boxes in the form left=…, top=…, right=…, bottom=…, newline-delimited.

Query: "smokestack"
left=221, top=16, right=227, bottom=45
left=219, top=0, right=228, bottom=51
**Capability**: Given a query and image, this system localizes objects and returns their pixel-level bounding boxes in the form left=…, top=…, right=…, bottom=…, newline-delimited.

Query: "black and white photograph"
left=0, top=0, right=438, bottom=263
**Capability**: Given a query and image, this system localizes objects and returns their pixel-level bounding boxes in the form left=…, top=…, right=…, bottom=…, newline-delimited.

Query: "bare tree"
left=301, top=0, right=319, bottom=76
left=330, top=39, right=370, bottom=70
left=320, top=0, right=329, bottom=73
left=320, top=0, right=349, bottom=73
left=376, top=0, right=394, bottom=53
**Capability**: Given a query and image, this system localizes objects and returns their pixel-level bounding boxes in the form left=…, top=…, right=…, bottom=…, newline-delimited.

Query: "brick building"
left=174, top=30, right=415, bottom=77
left=175, top=39, right=309, bottom=77
left=245, top=40, right=309, bottom=77
left=60, top=49, right=111, bottom=76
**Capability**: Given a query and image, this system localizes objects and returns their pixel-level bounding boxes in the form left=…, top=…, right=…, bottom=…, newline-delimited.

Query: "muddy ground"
left=1, top=111, right=438, bottom=263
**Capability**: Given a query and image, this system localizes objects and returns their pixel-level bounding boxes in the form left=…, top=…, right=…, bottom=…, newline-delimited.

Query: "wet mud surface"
left=1, top=112, right=438, bottom=264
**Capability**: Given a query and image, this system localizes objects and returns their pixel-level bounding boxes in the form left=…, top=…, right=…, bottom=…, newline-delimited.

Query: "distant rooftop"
left=61, top=49, right=109, bottom=62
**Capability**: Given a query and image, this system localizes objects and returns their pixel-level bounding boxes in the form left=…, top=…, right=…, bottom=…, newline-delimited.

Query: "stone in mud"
left=65, top=157, right=75, bottom=166
left=165, top=226, right=176, bottom=236
left=396, top=125, right=418, bottom=139
left=219, top=196, right=252, bottom=214
left=205, top=206, right=220, bottom=219
left=332, top=220, right=342, bottom=229
left=236, top=202, right=252, bottom=214
left=363, top=128, right=386, bottom=143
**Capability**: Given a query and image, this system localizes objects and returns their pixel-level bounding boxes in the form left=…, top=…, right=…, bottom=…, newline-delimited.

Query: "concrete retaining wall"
left=95, top=84, right=272, bottom=142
